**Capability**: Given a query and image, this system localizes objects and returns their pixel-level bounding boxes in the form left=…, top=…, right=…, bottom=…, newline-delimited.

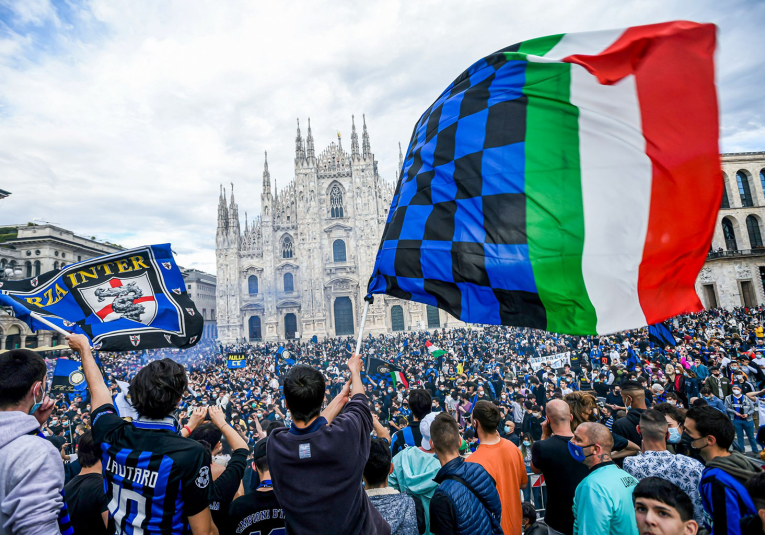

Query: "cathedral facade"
left=215, top=116, right=455, bottom=344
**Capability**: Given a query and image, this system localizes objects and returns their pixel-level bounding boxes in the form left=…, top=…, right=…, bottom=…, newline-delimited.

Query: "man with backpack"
left=390, top=389, right=432, bottom=456
left=428, top=413, right=502, bottom=535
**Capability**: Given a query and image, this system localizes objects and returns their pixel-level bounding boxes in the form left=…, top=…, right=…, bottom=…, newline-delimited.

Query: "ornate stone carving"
left=698, top=267, right=714, bottom=284
left=735, top=262, right=752, bottom=280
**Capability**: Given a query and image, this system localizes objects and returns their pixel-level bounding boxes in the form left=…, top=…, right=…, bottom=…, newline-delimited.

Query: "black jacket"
left=612, top=408, right=645, bottom=447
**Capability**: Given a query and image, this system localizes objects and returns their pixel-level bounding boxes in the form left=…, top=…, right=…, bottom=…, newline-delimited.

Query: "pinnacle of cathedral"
left=217, top=184, right=229, bottom=231
left=306, top=118, right=315, bottom=160
left=362, top=114, right=371, bottom=159
left=263, top=151, right=271, bottom=195
left=351, top=115, right=360, bottom=159
left=398, top=141, right=404, bottom=172
left=337, top=131, right=342, bottom=153
left=295, top=118, right=305, bottom=161
left=244, top=211, right=249, bottom=233
left=229, top=182, right=240, bottom=230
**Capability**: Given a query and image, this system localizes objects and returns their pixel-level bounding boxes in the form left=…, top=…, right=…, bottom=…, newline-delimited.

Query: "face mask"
left=667, top=427, right=682, bottom=444
left=733, top=389, right=742, bottom=396
left=29, top=383, right=45, bottom=415
left=681, top=431, right=705, bottom=452
left=504, top=426, right=511, bottom=434
left=533, top=412, right=541, bottom=418
left=523, top=440, right=531, bottom=446
left=568, top=440, right=595, bottom=463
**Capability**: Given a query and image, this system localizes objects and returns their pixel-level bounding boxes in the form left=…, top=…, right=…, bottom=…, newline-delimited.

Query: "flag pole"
left=30, top=311, right=72, bottom=337
left=354, top=300, right=370, bottom=357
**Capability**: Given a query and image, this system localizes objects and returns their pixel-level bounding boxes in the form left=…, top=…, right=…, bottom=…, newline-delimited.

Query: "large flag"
left=0, top=244, right=203, bottom=351
left=51, top=358, right=87, bottom=397
left=366, top=22, right=719, bottom=335
left=366, top=356, right=409, bottom=389
left=274, top=346, right=295, bottom=375
left=425, top=340, right=446, bottom=370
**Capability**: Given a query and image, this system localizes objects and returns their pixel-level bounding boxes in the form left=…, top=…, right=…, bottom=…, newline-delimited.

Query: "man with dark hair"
left=633, top=478, right=699, bottom=535
left=743, top=472, right=765, bottom=535
left=72, top=334, right=218, bottom=535
left=685, top=405, right=762, bottom=535
left=521, top=501, right=547, bottom=535
left=570, top=422, right=639, bottom=535
left=64, top=430, right=112, bottom=534
left=363, top=437, right=419, bottom=535
left=429, top=413, right=502, bottom=535
left=623, top=409, right=705, bottom=524
left=227, top=437, right=284, bottom=535
left=0, top=348, right=64, bottom=534
left=468, top=400, right=527, bottom=535
left=699, top=386, right=727, bottom=413
left=390, top=389, right=432, bottom=457
left=268, top=354, right=390, bottom=534
left=613, top=380, right=648, bottom=446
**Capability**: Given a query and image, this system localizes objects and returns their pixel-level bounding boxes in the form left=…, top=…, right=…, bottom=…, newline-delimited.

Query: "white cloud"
left=0, top=0, right=763, bottom=273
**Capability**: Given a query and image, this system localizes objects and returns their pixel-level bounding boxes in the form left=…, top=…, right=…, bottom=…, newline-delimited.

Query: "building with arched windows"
left=697, top=152, right=765, bottom=309
left=215, top=116, right=455, bottom=342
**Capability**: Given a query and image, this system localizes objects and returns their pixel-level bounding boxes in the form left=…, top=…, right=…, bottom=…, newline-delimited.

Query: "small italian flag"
left=425, top=340, right=447, bottom=358
left=391, top=370, right=409, bottom=389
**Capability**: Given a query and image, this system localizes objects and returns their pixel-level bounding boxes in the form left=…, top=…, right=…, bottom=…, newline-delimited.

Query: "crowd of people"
left=5, top=306, right=765, bottom=534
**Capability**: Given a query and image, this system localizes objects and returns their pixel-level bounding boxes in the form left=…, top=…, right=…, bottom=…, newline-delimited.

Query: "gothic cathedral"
left=215, top=116, right=452, bottom=343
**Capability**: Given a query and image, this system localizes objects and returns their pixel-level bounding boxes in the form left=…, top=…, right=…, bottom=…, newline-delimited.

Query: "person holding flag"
left=71, top=333, right=219, bottom=535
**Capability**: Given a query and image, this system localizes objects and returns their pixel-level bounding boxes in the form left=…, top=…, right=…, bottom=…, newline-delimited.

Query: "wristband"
left=183, top=425, right=192, bottom=435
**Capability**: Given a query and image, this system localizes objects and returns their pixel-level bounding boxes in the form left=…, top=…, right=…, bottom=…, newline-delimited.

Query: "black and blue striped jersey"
left=91, top=404, right=211, bottom=535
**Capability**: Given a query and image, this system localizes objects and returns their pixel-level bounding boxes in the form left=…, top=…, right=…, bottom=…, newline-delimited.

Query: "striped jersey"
left=91, top=404, right=211, bottom=534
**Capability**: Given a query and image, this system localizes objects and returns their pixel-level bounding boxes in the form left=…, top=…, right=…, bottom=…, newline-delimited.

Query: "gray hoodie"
left=0, top=411, right=64, bottom=535
left=366, top=488, right=419, bottom=535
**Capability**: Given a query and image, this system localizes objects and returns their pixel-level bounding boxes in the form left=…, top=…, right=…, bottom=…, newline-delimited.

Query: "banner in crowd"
left=226, top=352, right=246, bottom=369
left=367, top=21, right=720, bottom=336
left=274, top=346, right=295, bottom=375
left=366, top=356, right=409, bottom=389
left=648, top=322, right=677, bottom=347
left=51, top=358, right=87, bottom=396
left=0, top=244, right=203, bottom=351
left=528, top=352, right=571, bottom=372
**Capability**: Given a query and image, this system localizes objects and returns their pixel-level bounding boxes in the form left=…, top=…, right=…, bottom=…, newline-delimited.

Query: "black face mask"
left=680, top=430, right=705, bottom=452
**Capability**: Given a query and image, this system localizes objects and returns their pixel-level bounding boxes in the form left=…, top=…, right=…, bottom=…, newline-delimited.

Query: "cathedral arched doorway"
left=426, top=305, right=441, bottom=328
left=249, top=316, right=262, bottom=341
left=285, top=313, right=297, bottom=339
left=391, top=305, right=405, bottom=332
left=334, top=297, right=354, bottom=336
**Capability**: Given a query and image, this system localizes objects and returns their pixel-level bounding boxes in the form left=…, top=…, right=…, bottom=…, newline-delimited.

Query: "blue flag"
left=51, top=358, right=87, bottom=397
left=648, top=323, right=677, bottom=347
left=0, top=244, right=202, bottom=351
left=227, top=352, right=246, bottom=369
left=274, top=346, right=295, bottom=376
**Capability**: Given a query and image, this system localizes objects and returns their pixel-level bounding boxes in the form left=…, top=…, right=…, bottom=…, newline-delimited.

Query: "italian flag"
left=425, top=340, right=447, bottom=358
left=508, top=21, right=719, bottom=335
left=390, top=370, right=409, bottom=389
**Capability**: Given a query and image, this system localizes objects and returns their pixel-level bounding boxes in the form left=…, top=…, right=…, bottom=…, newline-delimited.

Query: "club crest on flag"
left=0, top=282, right=4, bottom=288
left=30, top=278, right=38, bottom=288
left=130, top=335, right=140, bottom=347
left=69, top=370, right=85, bottom=387
left=63, top=320, right=75, bottom=327
left=162, top=262, right=172, bottom=270
left=94, top=341, right=103, bottom=350
left=189, top=335, right=197, bottom=344
left=172, top=288, right=182, bottom=295
left=186, top=308, right=194, bottom=316
left=79, top=273, right=158, bottom=325
left=164, top=334, right=172, bottom=343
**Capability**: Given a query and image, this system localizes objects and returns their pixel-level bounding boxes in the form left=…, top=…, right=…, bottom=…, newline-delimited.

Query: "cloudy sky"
left=0, top=0, right=763, bottom=273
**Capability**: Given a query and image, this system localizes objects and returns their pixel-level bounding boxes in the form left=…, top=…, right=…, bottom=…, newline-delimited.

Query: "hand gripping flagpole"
left=354, top=299, right=371, bottom=357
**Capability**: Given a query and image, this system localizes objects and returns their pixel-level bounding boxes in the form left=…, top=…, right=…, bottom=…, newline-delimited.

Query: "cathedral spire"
left=244, top=211, right=249, bottom=233
left=229, top=182, right=240, bottom=232
left=337, top=131, right=342, bottom=152
left=218, top=184, right=229, bottom=229
left=350, top=115, right=360, bottom=159
left=263, top=151, right=271, bottom=195
left=295, top=118, right=305, bottom=161
left=398, top=141, right=404, bottom=175
left=362, top=114, right=371, bottom=159
left=306, top=118, right=315, bottom=160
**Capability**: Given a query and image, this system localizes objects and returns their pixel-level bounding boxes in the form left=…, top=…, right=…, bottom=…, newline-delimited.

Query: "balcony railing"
left=707, top=248, right=765, bottom=259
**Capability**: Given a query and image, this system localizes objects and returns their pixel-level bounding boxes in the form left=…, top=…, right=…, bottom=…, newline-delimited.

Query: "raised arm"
left=68, top=334, right=111, bottom=409
left=320, top=380, right=350, bottom=424
left=348, top=353, right=365, bottom=398
left=208, top=406, right=248, bottom=451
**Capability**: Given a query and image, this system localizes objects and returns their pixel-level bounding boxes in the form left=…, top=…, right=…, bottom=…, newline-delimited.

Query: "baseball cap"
left=419, top=412, right=438, bottom=449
